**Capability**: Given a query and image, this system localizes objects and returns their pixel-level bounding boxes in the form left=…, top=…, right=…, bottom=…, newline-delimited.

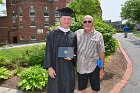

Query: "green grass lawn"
left=0, top=46, right=40, bottom=60
left=0, top=48, right=24, bottom=59
left=134, top=33, right=140, bottom=38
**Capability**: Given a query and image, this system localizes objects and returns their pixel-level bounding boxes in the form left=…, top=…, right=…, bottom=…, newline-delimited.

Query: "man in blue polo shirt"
left=123, top=25, right=129, bottom=38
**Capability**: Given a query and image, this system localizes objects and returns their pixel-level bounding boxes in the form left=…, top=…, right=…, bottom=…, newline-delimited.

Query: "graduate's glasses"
left=83, top=20, right=92, bottom=24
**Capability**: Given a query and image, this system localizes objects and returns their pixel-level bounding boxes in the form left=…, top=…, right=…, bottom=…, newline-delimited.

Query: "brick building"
left=0, top=0, right=71, bottom=44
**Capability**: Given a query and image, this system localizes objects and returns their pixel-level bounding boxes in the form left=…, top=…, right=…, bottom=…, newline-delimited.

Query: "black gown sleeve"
left=43, top=31, right=53, bottom=69
left=72, top=32, right=77, bottom=67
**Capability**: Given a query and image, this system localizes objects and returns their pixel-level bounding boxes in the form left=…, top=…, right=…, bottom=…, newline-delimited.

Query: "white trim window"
left=29, top=6, right=36, bottom=17
left=44, top=17, right=49, bottom=28
left=11, top=0, right=16, bottom=5
left=54, top=10, right=60, bottom=17
left=19, top=7, right=23, bottom=17
left=19, top=17, right=22, bottom=21
left=30, top=17, right=36, bottom=27
left=30, top=36, right=36, bottom=40
left=20, top=36, right=24, bottom=40
left=44, top=7, right=49, bottom=17
left=12, top=18, right=17, bottom=28
left=19, top=23, right=23, bottom=28
left=55, top=17, right=60, bottom=24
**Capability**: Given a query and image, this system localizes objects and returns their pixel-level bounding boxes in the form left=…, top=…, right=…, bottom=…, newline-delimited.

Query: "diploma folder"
left=58, top=47, right=74, bottom=58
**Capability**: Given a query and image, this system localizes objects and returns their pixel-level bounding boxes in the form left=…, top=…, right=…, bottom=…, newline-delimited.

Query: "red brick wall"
left=0, top=0, right=71, bottom=44
left=0, top=16, right=9, bottom=44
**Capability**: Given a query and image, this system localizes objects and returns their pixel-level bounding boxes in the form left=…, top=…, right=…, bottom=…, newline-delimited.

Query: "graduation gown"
left=44, top=29, right=77, bottom=93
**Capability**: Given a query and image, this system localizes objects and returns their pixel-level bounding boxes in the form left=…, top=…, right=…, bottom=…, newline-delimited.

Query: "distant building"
left=103, top=20, right=123, bottom=31
left=0, top=0, right=71, bottom=44
left=111, top=21, right=123, bottom=31
left=103, top=20, right=111, bottom=24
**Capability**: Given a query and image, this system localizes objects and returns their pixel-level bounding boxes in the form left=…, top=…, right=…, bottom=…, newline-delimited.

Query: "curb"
left=109, top=39, right=133, bottom=93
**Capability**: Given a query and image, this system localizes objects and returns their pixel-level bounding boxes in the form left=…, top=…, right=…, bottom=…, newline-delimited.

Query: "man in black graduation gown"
left=43, top=7, right=77, bottom=93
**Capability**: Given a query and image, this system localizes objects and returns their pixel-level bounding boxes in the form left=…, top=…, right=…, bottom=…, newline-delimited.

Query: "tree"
left=68, top=0, right=102, bottom=19
left=121, top=0, right=140, bottom=23
left=0, top=0, right=3, bottom=4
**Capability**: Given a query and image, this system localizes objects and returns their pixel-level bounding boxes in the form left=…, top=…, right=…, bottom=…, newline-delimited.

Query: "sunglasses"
left=83, top=20, right=92, bottom=23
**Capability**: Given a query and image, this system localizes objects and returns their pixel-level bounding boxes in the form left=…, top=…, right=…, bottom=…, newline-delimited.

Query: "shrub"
left=0, top=67, right=11, bottom=80
left=17, top=65, right=48, bottom=91
left=22, top=45, right=45, bottom=66
left=94, top=18, right=116, bottom=55
left=0, top=56, right=6, bottom=66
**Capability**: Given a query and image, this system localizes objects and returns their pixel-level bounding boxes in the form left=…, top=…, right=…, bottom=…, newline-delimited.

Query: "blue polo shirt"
left=124, top=26, right=129, bottom=32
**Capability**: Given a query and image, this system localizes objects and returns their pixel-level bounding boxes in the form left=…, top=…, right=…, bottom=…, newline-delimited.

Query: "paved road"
left=114, top=33, right=140, bottom=93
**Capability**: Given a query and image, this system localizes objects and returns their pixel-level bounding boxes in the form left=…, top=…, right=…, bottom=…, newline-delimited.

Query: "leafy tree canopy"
left=121, top=0, right=140, bottom=23
left=68, top=0, right=101, bottom=18
left=0, top=0, right=3, bottom=4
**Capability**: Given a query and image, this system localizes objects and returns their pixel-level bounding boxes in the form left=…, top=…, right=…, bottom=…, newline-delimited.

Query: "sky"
left=100, top=0, right=127, bottom=22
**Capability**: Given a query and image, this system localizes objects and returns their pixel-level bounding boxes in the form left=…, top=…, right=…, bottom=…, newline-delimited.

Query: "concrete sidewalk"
left=0, top=87, right=21, bottom=93
left=114, top=33, right=140, bottom=93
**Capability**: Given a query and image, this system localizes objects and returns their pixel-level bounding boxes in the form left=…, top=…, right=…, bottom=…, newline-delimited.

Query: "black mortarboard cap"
left=57, top=7, right=75, bottom=17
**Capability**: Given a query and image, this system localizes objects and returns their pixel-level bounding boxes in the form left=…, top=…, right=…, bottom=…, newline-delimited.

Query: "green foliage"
left=0, top=55, right=5, bottom=66
left=0, top=48, right=24, bottom=60
left=0, top=0, right=3, bottom=4
left=0, top=56, right=12, bottom=68
left=70, top=15, right=84, bottom=31
left=17, top=65, right=48, bottom=92
left=10, top=57, right=28, bottom=68
left=134, top=33, right=140, bottom=38
left=13, top=67, right=24, bottom=76
left=68, top=0, right=101, bottom=18
left=94, top=18, right=116, bottom=55
left=22, top=45, right=45, bottom=66
left=0, top=67, right=11, bottom=79
left=121, top=0, right=140, bottom=23
left=124, top=21, right=135, bottom=31
left=0, top=44, right=45, bottom=68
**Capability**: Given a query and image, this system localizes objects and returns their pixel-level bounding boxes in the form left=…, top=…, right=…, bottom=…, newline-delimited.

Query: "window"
left=20, top=36, right=24, bottom=40
left=19, top=17, right=22, bottom=21
left=12, top=23, right=17, bottom=28
left=30, top=36, right=36, bottom=40
left=19, top=23, right=23, bottom=28
left=55, top=17, right=60, bottom=24
left=54, top=10, right=60, bottom=17
left=47, top=0, right=53, bottom=3
left=19, top=8, right=23, bottom=17
left=11, top=0, right=16, bottom=5
left=30, top=17, right=36, bottom=27
left=29, top=6, right=35, bottom=17
left=44, top=17, right=49, bottom=27
left=44, top=22, right=49, bottom=27
left=12, top=18, right=17, bottom=28
left=44, top=7, right=49, bottom=17
left=12, top=11, right=17, bottom=18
